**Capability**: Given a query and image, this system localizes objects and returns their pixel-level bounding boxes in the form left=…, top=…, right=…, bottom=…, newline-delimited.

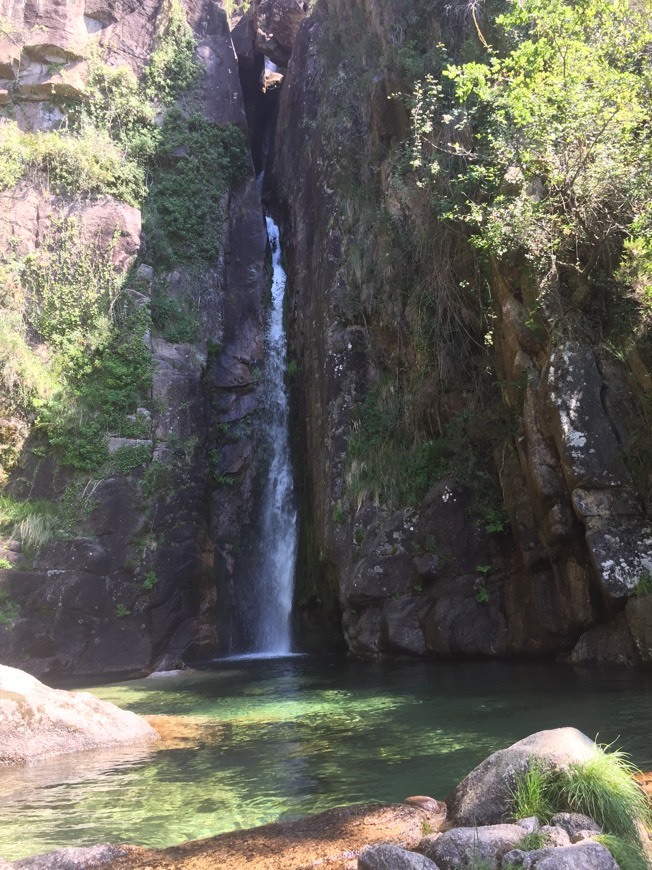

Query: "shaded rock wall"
left=270, top=0, right=652, bottom=663
left=0, top=0, right=268, bottom=678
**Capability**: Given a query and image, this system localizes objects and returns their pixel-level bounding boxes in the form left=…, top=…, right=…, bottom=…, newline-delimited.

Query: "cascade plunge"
left=245, top=216, right=297, bottom=654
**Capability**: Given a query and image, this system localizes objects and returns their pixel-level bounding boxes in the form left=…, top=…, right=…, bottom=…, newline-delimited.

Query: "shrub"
left=144, top=111, right=249, bottom=268
left=143, top=0, right=202, bottom=105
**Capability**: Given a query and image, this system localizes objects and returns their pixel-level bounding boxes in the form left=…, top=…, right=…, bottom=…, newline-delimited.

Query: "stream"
left=1, top=657, right=651, bottom=861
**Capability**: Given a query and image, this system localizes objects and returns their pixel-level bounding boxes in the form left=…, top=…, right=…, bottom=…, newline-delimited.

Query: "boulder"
left=537, top=826, right=571, bottom=847
left=549, top=813, right=601, bottom=840
left=419, top=824, right=526, bottom=870
left=358, top=844, right=440, bottom=870
left=570, top=613, right=640, bottom=666
left=0, top=665, right=158, bottom=764
left=446, top=728, right=599, bottom=827
left=502, top=841, right=618, bottom=869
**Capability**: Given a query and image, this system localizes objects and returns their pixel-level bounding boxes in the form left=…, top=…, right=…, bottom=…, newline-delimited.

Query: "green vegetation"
left=596, top=833, right=651, bottom=870
left=474, top=580, right=489, bottom=604
left=144, top=111, right=248, bottom=268
left=410, top=0, right=652, bottom=336
left=510, top=747, right=651, bottom=866
left=143, top=0, right=202, bottom=105
left=115, top=603, right=131, bottom=618
left=0, top=482, right=98, bottom=550
left=142, top=570, right=157, bottom=591
left=0, top=558, right=11, bottom=569
left=515, top=831, right=550, bottom=851
left=0, top=588, right=18, bottom=626
left=634, top=572, right=652, bottom=598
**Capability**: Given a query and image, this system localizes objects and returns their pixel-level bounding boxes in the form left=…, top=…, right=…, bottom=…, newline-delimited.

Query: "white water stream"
left=247, top=216, right=297, bottom=654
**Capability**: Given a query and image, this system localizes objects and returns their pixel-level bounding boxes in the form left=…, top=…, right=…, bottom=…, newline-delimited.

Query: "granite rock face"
left=0, top=0, right=267, bottom=678
left=0, top=665, right=157, bottom=764
left=270, top=0, right=652, bottom=664
left=446, top=728, right=599, bottom=827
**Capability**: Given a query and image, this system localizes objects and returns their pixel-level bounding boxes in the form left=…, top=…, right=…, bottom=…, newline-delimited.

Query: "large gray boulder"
left=502, top=841, right=619, bottom=869
left=446, top=728, right=599, bottom=826
left=0, top=665, right=158, bottom=765
left=358, top=844, right=440, bottom=870
left=419, top=824, right=526, bottom=870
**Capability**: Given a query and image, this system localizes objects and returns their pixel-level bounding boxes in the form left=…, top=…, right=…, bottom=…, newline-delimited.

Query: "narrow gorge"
left=0, top=0, right=651, bottom=684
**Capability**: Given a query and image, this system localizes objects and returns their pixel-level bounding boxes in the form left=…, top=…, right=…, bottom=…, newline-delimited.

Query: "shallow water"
left=1, top=657, right=651, bottom=860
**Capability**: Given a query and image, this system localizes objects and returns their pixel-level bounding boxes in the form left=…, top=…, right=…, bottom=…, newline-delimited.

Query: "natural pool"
left=1, top=657, right=651, bottom=861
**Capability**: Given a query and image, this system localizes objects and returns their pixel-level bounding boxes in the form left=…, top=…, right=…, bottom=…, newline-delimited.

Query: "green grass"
left=510, top=758, right=557, bottom=822
left=596, top=833, right=651, bottom=870
left=510, top=747, right=651, bottom=866
left=515, top=831, right=551, bottom=852
left=561, top=749, right=650, bottom=845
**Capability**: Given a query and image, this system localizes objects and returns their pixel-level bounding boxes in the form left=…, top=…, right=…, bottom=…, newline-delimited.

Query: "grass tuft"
left=596, top=833, right=651, bottom=870
left=510, top=745, right=651, bottom=868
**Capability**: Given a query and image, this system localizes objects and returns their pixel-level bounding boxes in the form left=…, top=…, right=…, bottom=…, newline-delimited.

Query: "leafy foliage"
left=411, top=0, right=652, bottom=332
left=143, top=0, right=202, bottom=105
left=144, top=111, right=248, bottom=268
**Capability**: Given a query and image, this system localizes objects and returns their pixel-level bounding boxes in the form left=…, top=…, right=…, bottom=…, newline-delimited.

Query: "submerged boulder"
left=446, top=728, right=599, bottom=826
left=0, top=665, right=158, bottom=765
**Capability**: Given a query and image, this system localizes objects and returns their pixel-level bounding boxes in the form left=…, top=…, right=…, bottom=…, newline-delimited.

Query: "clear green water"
left=1, top=657, right=651, bottom=861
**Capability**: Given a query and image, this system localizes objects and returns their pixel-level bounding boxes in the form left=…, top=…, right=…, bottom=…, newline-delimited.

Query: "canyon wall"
left=269, top=0, right=652, bottom=664
left=0, top=0, right=267, bottom=679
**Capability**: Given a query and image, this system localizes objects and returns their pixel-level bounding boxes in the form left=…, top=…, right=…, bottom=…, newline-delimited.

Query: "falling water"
left=246, top=216, right=297, bottom=655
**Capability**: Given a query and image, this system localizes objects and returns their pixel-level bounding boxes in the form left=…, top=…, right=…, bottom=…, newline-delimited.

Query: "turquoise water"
left=0, top=658, right=651, bottom=860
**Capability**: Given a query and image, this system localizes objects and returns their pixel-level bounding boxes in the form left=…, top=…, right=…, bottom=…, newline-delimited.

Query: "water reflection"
left=1, top=658, right=651, bottom=860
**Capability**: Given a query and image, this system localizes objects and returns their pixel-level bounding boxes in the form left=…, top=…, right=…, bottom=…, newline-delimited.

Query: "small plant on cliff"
left=142, top=570, right=157, bottom=591
left=633, top=572, right=652, bottom=598
left=0, top=588, right=18, bottom=626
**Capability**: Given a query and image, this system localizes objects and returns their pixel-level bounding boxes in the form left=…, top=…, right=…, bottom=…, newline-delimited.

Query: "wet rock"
left=420, top=574, right=507, bottom=658
left=359, top=844, right=440, bottom=870
left=342, top=607, right=382, bottom=657
left=419, top=824, right=526, bottom=870
left=542, top=343, right=629, bottom=491
left=446, top=728, right=599, bottom=827
left=380, top=596, right=428, bottom=656
left=571, top=613, right=640, bottom=666
left=13, top=845, right=135, bottom=869
left=252, top=0, right=307, bottom=66
left=625, top=596, right=652, bottom=662
left=502, top=841, right=618, bottom=869
left=0, top=665, right=157, bottom=765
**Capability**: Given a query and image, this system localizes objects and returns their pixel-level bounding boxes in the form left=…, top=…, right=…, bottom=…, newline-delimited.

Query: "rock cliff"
left=268, top=0, right=652, bottom=663
left=0, top=0, right=268, bottom=677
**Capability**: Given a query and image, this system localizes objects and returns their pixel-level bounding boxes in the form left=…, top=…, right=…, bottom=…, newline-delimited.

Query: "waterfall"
left=245, top=216, right=297, bottom=655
